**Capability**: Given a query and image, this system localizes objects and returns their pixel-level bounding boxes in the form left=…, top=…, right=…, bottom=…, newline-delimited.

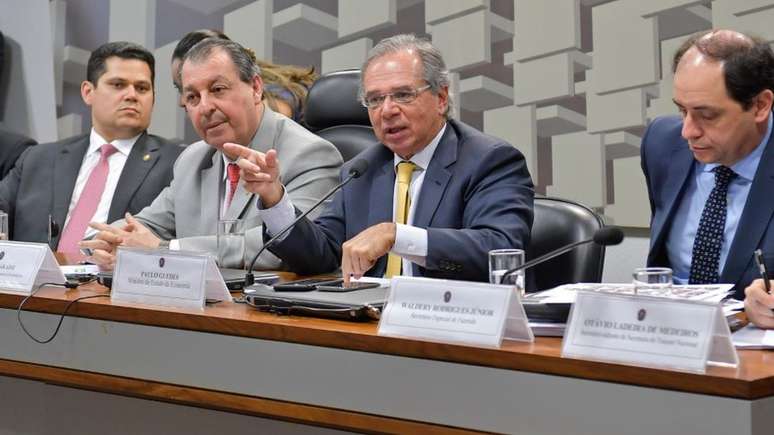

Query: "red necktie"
left=58, top=144, right=118, bottom=253
left=225, top=162, right=241, bottom=209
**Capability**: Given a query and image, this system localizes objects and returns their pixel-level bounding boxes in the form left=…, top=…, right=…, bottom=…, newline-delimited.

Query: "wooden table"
left=0, top=281, right=773, bottom=434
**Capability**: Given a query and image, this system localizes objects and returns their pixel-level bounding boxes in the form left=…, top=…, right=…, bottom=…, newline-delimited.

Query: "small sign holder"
left=378, top=276, right=533, bottom=348
left=562, top=290, right=738, bottom=373
left=112, top=247, right=230, bottom=310
left=0, top=241, right=65, bottom=294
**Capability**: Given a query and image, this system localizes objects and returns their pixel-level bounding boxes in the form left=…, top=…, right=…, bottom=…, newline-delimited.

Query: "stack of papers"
left=732, top=324, right=774, bottom=349
left=524, top=283, right=741, bottom=337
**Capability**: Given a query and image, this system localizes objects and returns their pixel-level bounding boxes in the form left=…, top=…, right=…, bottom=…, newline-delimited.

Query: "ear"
left=81, top=81, right=95, bottom=106
left=754, top=89, right=774, bottom=123
left=251, top=75, right=264, bottom=105
left=435, top=85, right=449, bottom=116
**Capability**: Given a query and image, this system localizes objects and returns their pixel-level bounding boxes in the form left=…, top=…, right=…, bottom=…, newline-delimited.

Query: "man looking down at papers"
left=640, top=30, right=774, bottom=306
left=83, top=38, right=341, bottom=269
left=225, top=34, right=534, bottom=284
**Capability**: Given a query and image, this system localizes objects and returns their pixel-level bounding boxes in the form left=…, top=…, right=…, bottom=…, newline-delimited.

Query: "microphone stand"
left=244, top=170, right=361, bottom=287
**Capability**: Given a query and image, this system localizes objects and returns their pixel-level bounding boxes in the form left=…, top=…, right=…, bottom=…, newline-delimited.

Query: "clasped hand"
left=79, top=213, right=160, bottom=269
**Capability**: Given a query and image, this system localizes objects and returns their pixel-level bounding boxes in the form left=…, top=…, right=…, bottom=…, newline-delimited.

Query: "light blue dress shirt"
left=666, top=116, right=772, bottom=283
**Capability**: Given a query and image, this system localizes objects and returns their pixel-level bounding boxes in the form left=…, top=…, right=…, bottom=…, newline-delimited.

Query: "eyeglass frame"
left=360, top=84, right=433, bottom=110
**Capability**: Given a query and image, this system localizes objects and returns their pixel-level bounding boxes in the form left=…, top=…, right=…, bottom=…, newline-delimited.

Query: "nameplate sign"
left=112, top=248, right=231, bottom=311
left=562, top=290, right=738, bottom=373
left=0, top=241, right=65, bottom=294
left=378, top=276, right=529, bottom=348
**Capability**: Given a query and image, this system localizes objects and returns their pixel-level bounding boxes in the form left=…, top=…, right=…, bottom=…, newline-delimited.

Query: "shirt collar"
left=701, top=114, right=772, bottom=182
left=89, top=128, right=140, bottom=157
left=393, top=123, right=447, bottom=171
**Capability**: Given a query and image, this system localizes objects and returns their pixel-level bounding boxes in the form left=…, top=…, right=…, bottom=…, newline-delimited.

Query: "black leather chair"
left=527, top=196, right=607, bottom=291
left=305, top=69, right=378, bottom=162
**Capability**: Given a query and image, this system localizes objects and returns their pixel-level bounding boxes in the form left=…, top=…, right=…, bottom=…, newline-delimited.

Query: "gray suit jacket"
left=0, top=128, right=36, bottom=179
left=0, top=132, right=182, bottom=248
left=131, top=107, right=343, bottom=269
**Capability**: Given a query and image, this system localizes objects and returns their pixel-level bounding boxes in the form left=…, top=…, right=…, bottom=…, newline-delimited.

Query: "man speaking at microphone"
left=227, top=34, right=534, bottom=283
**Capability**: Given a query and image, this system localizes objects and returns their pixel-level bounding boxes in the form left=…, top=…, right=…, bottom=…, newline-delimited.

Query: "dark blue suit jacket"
left=641, top=115, right=774, bottom=299
left=269, top=119, right=535, bottom=282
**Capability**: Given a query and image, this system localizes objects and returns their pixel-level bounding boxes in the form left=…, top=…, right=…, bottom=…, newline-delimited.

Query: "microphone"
left=500, top=226, right=624, bottom=285
left=244, top=159, right=369, bottom=286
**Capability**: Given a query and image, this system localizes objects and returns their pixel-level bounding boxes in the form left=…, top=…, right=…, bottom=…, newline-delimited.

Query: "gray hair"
left=179, top=38, right=261, bottom=87
left=359, top=34, right=454, bottom=118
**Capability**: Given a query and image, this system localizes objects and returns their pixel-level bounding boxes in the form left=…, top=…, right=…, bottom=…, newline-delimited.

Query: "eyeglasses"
left=361, top=85, right=432, bottom=109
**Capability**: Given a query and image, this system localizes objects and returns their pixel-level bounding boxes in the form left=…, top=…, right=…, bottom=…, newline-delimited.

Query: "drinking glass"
left=632, top=267, right=673, bottom=296
left=489, top=249, right=525, bottom=296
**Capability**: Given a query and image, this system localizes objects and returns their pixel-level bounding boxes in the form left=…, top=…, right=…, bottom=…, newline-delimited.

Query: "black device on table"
left=273, top=278, right=380, bottom=292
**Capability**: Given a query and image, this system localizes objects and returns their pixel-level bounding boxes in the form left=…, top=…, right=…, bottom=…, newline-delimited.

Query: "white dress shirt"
left=63, top=129, right=138, bottom=239
left=259, top=124, right=447, bottom=276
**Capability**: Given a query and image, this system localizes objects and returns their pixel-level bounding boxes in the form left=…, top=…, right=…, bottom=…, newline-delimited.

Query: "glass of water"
left=632, top=267, right=673, bottom=296
left=489, top=249, right=525, bottom=296
left=217, top=219, right=243, bottom=268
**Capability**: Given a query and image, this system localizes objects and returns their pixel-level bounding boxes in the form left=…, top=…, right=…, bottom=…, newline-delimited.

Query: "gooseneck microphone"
left=244, top=159, right=369, bottom=286
left=499, top=226, right=624, bottom=285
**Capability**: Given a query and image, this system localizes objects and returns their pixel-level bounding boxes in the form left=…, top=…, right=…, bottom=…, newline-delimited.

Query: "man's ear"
left=81, top=81, right=95, bottom=107
left=754, top=89, right=774, bottom=122
left=252, top=75, right=264, bottom=104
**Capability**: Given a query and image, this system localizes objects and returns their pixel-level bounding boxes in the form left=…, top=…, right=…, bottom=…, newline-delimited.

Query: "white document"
left=0, top=241, right=65, bottom=294
left=732, top=324, right=774, bottom=349
left=562, top=290, right=738, bottom=373
left=378, top=276, right=521, bottom=348
left=112, top=248, right=231, bottom=311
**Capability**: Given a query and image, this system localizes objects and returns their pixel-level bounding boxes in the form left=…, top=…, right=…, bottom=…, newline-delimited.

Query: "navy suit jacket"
left=269, top=119, right=535, bottom=282
left=641, top=115, right=774, bottom=299
left=0, top=132, right=183, bottom=249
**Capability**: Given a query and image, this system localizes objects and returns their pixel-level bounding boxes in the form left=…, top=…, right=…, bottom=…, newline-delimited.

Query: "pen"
left=754, top=249, right=771, bottom=293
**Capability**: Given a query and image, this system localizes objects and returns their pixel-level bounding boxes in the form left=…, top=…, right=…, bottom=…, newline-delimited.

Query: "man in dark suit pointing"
left=0, top=41, right=181, bottom=253
left=227, top=34, right=534, bottom=283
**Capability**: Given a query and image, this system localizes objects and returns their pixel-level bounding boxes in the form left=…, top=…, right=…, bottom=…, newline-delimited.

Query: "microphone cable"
left=16, top=278, right=110, bottom=344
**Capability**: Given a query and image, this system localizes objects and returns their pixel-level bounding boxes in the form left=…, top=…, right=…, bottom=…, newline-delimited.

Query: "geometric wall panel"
left=273, top=4, right=337, bottom=51
left=338, top=0, right=395, bottom=38
left=590, top=0, right=659, bottom=95
left=712, top=0, right=774, bottom=41
left=425, top=0, right=488, bottom=24
left=321, top=38, right=373, bottom=74
left=225, top=0, right=273, bottom=60
left=109, top=0, right=156, bottom=48
left=513, top=0, right=580, bottom=61
left=458, top=75, right=512, bottom=111
left=547, top=131, right=606, bottom=208
left=514, top=52, right=582, bottom=106
left=429, top=9, right=491, bottom=71
left=586, top=85, right=650, bottom=133
left=536, top=105, right=586, bottom=137
left=604, top=155, right=651, bottom=227
left=483, top=105, right=538, bottom=181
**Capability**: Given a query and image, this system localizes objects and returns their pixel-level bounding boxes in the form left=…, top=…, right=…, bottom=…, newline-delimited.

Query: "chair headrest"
left=305, top=69, right=371, bottom=131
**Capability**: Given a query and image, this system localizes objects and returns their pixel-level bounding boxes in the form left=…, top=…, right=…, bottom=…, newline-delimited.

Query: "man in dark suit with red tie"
left=0, top=41, right=182, bottom=253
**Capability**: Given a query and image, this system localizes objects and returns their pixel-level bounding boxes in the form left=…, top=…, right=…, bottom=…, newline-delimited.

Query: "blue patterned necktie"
left=689, top=166, right=737, bottom=284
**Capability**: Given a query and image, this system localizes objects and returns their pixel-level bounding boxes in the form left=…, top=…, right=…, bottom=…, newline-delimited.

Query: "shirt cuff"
left=393, top=224, right=427, bottom=266
left=256, top=189, right=296, bottom=240
left=169, top=239, right=180, bottom=250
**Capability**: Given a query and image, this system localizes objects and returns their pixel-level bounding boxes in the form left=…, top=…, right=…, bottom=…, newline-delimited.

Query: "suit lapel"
left=412, top=126, right=455, bottom=229
left=52, top=136, right=89, bottom=241
left=366, top=150, right=395, bottom=276
left=200, top=149, right=221, bottom=233
left=107, top=133, right=159, bottom=222
left=721, top=136, right=774, bottom=284
left=648, top=144, right=694, bottom=259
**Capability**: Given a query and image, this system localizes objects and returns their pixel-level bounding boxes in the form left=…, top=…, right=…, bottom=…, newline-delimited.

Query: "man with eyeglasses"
left=226, top=34, right=534, bottom=283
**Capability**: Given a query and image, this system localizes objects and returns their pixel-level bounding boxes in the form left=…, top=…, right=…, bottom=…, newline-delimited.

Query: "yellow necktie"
left=385, top=161, right=416, bottom=278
